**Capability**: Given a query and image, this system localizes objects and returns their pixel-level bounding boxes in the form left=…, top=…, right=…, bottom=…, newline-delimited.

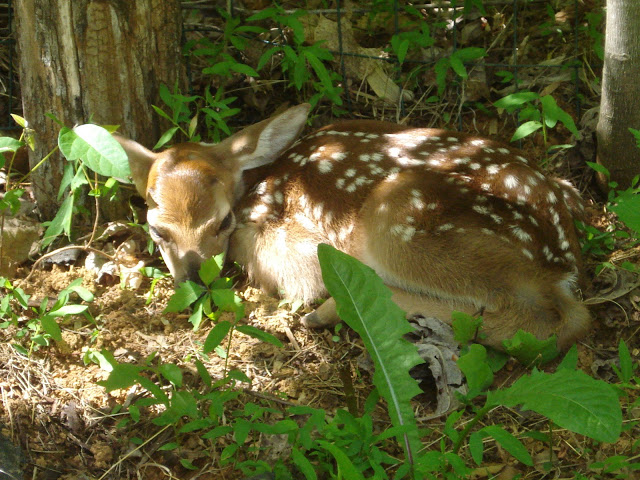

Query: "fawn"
left=116, top=104, right=591, bottom=349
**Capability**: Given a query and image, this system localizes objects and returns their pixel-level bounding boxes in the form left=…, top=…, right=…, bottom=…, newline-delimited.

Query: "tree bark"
left=596, top=0, right=640, bottom=190
left=15, top=0, right=185, bottom=220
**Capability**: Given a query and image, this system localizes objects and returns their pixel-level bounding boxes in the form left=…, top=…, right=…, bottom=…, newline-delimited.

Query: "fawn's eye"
left=149, top=225, right=169, bottom=243
left=219, top=211, right=234, bottom=233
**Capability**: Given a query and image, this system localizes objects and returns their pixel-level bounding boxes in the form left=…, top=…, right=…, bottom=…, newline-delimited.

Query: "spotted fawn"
left=116, top=104, right=591, bottom=349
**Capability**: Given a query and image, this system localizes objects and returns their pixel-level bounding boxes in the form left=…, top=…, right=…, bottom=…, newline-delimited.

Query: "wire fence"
left=2, top=0, right=597, bottom=132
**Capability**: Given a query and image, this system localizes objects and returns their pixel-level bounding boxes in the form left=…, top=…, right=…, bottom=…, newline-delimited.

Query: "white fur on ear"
left=237, top=104, right=311, bottom=171
left=113, top=134, right=157, bottom=196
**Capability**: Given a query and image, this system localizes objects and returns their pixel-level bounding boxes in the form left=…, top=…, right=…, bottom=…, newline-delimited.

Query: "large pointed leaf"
left=317, top=244, right=424, bottom=462
left=487, top=368, right=621, bottom=443
left=58, top=124, right=130, bottom=178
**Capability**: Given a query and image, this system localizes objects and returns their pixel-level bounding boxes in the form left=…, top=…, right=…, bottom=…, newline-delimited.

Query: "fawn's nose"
left=175, top=250, right=205, bottom=286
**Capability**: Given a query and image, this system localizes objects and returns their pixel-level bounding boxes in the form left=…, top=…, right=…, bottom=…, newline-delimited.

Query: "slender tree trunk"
left=596, top=0, right=640, bottom=190
left=15, top=0, right=185, bottom=220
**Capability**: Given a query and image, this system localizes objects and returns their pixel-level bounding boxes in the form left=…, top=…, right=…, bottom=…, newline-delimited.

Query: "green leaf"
left=487, top=368, right=622, bottom=443
left=0, top=137, right=24, bottom=153
left=164, top=281, right=205, bottom=312
left=434, top=58, right=450, bottom=96
left=457, top=344, right=494, bottom=397
left=229, top=62, right=259, bottom=77
left=48, top=304, right=88, bottom=317
left=586, top=161, right=610, bottom=177
left=158, top=363, right=183, bottom=387
left=58, top=124, right=131, bottom=178
left=40, top=315, right=62, bottom=341
left=451, top=311, right=483, bottom=345
left=494, top=91, right=540, bottom=111
left=391, top=36, right=410, bottom=64
left=556, top=344, right=578, bottom=371
left=42, top=193, right=74, bottom=247
left=317, top=244, right=423, bottom=460
left=235, top=324, right=283, bottom=347
left=617, top=340, right=633, bottom=383
left=511, top=120, right=543, bottom=141
left=540, top=95, right=580, bottom=138
left=199, top=254, right=224, bottom=285
left=610, top=190, right=640, bottom=235
left=501, top=330, right=560, bottom=366
left=469, top=431, right=484, bottom=465
left=153, top=127, right=180, bottom=150
left=203, top=321, right=232, bottom=354
left=99, top=362, right=144, bottom=392
left=316, top=440, right=366, bottom=480
left=481, top=425, right=533, bottom=466
left=291, top=446, right=317, bottom=480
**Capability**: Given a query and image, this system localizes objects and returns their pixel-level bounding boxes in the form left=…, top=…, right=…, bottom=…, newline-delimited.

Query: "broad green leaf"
left=164, top=281, right=205, bottom=312
left=451, top=311, right=483, bottom=345
left=494, top=91, right=540, bottom=111
left=203, top=321, right=232, bottom=354
left=317, top=244, right=423, bottom=460
left=540, top=95, right=580, bottom=138
left=99, top=362, right=144, bottom=391
left=235, top=324, right=283, bottom=347
left=557, top=344, right=578, bottom=371
left=158, top=363, right=183, bottom=387
left=40, top=315, right=62, bottom=341
left=153, top=126, right=180, bottom=150
left=0, top=137, right=24, bottom=153
left=291, top=446, right=318, bottom=480
left=610, top=190, right=640, bottom=235
left=586, top=161, right=610, bottom=176
left=481, top=425, right=533, bottom=466
left=487, top=368, right=622, bottom=443
left=316, top=440, right=366, bottom=480
left=469, top=431, right=484, bottom=465
left=58, top=124, right=131, bottom=178
left=501, top=330, right=559, bottom=366
left=42, top=193, right=74, bottom=247
left=457, top=344, right=493, bottom=397
left=511, top=121, right=543, bottom=141
left=434, top=58, right=450, bottom=96
left=617, top=340, right=633, bottom=383
left=48, top=304, right=88, bottom=317
left=199, top=254, right=224, bottom=285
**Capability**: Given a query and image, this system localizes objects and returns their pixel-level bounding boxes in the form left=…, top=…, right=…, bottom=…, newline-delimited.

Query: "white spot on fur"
left=436, top=223, right=454, bottom=232
left=331, top=151, right=348, bottom=161
left=522, top=248, right=534, bottom=260
left=504, top=175, right=519, bottom=189
left=318, top=159, right=332, bottom=173
left=486, top=165, right=500, bottom=175
left=510, top=226, right=532, bottom=242
left=470, top=163, right=481, bottom=170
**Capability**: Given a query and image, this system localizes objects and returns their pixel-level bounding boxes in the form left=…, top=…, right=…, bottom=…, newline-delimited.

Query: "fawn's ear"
left=218, top=103, right=311, bottom=171
left=114, top=134, right=157, bottom=197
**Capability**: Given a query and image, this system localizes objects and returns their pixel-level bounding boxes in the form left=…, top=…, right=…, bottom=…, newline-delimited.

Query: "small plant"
left=494, top=91, right=580, bottom=155
left=40, top=123, right=131, bottom=247
left=581, top=157, right=640, bottom=270
left=250, top=6, right=342, bottom=108
left=0, top=277, right=94, bottom=355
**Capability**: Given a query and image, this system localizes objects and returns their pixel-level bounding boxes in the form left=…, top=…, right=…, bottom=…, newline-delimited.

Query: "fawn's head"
left=116, top=104, right=311, bottom=285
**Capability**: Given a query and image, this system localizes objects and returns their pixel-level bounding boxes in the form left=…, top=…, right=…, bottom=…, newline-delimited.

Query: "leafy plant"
left=0, top=277, right=94, bottom=355
left=494, top=91, right=580, bottom=153
left=40, top=123, right=131, bottom=247
left=434, top=48, right=487, bottom=97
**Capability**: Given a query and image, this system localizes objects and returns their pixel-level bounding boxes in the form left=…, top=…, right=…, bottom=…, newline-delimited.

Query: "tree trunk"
left=596, top=0, right=640, bottom=190
left=15, top=0, right=185, bottom=220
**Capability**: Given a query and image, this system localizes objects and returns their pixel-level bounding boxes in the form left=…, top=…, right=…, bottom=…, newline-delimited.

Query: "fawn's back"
left=117, top=104, right=591, bottom=349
